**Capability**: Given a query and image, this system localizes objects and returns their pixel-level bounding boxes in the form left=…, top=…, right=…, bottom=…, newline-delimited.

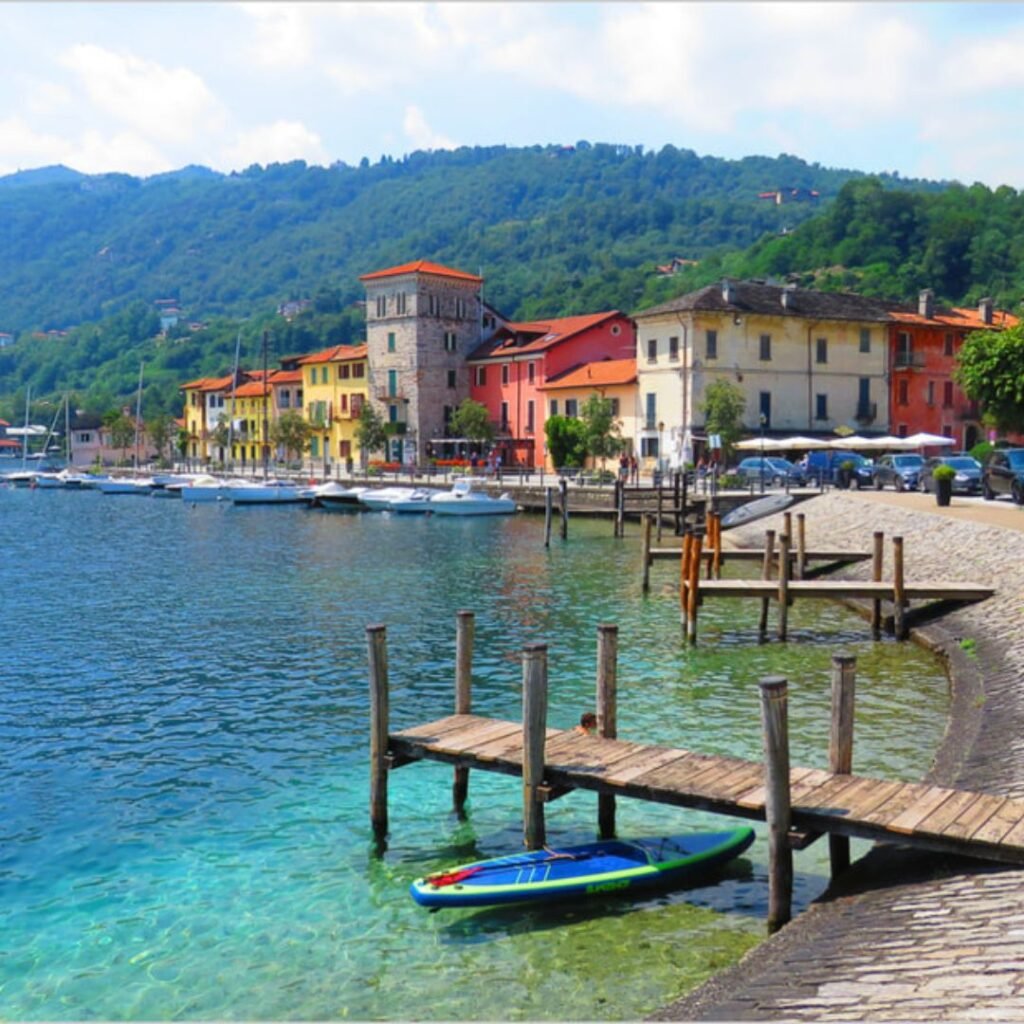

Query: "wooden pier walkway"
left=388, top=713, right=1024, bottom=866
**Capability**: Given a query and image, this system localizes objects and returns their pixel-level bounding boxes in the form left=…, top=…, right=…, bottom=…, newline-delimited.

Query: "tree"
left=354, top=402, right=389, bottom=465
left=448, top=398, right=495, bottom=444
left=271, top=410, right=312, bottom=463
left=545, top=414, right=587, bottom=468
left=700, top=379, right=746, bottom=463
left=579, top=393, right=623, bottom=468
left=106, top=412, right=136, bottom=464
left=955, top=324, right=1024, bottom=434
left=147, top=414, right=173, bottom=464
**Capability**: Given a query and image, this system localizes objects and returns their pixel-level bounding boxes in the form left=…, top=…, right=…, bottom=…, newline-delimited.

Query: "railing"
left=376, top=389, right=408, bottom=402
left=855, top=401, right=877, bottom=423
left=893, top=352, right=927, bottom=369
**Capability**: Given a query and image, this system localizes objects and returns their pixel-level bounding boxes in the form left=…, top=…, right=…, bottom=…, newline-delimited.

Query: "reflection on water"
left=0, top=489, right=949, bottom=1020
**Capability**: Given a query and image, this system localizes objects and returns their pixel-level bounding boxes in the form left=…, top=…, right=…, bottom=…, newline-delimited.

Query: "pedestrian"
left=619, top=453, right=629, bottom=482
left=630, top=454, right=639, bottom=485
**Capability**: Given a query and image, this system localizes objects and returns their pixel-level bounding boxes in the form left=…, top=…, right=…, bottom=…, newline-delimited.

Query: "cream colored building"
left=633, top=280, right=892, bottom=465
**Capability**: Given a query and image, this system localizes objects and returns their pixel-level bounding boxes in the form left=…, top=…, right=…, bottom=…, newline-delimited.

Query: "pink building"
left=467, top=311, right=635, bottom=468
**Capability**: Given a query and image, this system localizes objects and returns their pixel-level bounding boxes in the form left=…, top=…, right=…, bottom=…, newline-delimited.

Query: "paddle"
left=423, top=847, right=594, bottom=888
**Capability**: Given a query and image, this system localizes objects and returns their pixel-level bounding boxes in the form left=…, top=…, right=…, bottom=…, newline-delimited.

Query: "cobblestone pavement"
left=653, top=491, right=1024, bottom=1022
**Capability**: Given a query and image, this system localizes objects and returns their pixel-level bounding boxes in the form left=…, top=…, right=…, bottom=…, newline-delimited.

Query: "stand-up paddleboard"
left=409, top=827, right=754, bottom=909
left=720, top=493, right=794, bottom=530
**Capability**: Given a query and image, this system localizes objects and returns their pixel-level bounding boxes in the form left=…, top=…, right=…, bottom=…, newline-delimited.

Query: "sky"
left=3, top=2, right=1024, bottom=188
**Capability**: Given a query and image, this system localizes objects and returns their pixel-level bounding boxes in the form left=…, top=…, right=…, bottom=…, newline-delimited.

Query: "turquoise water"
left=0, top=489, right=950, bottom=1020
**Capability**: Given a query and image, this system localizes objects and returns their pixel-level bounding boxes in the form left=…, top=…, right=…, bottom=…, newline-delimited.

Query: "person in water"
left=575, top=712, right=597, bottom=735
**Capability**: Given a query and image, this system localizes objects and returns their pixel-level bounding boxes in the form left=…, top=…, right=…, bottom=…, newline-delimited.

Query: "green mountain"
left=0, top=143, right=939, bottom=418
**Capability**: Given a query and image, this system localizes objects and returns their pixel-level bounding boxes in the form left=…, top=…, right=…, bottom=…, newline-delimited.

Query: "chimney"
left=781, top=285, right=795, bottom=311
left=721, top=279, right=735, bottom=304
left=979, top=297, right=994, bottom=325
left=918, top=289, right=934, bottom=319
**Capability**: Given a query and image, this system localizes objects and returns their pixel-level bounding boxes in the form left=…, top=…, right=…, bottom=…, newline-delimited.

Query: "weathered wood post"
left=641, top=513, right=653, bottom=594
left=453, top=610, right=474, bottom=818
left=559, top=477, right=569, bottom=540
left=829, top=654, right=856, bottom=879
left=712, top=511, right=723, bottom=579
left=686, top=530, right=704, bottom=645
left=522, top=643, right=549, bottom=850
left=871, top=531, right=884, bottom=639
left=679, top=530, right=693, bottom=624
left=759, top=529, right=776, bottom=643
left=616, top=478, right=626, bottom=538
left=544, top=487, right=553, bottom=548
left=777, top=532, right=791, bottom=641
left=596, top=624, right=618, bottom=839
left=367, top=623, right=390, bottom=848
left=892, top=535, right=906, bottom=640
left=680, top=468, right=689, bottom=535
left=759, top=675, right=793, bottom=934
left=795, top=513, right=806, bottom=580
left=674, top=471, right=682, bottom=535
left=783, top=511, right=792, bottom=547
left=656, top=486, right=664, bottom=542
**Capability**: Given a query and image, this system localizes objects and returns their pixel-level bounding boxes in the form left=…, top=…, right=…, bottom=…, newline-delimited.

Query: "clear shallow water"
left=0, top=489, right=950, bottom=1020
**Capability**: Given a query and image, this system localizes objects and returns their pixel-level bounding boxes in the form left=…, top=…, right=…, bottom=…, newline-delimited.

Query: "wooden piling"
left=713, top=512, right=723, bottom=579
left=759, top=529, right=776, bottom=642
left=759, top=675, right=793, bottom=934
left=680, top=470, right=688, bottom=535
left=616, top=479, right=625, bottom=537
left=596, top=624, right=618, bottom=839
left=777, top=533, right=791, bottom=641
left=679, top=530, right=693, bottom=624
left=686, top=530, right=703, bottom=645
left=522, top=643, right=549, bottom=850
left=544, top=487, right=553, bottom=548
left=871, top=531, right=884, bottom=638
left=641, top=513, right=653, bottom=593
left=783, top=511, right=792, bottom=546
left=828, top=654, right=856, bottom=879
left=559, top=478, right=569, bottom=540
left=656, top=486, right=664, bottom=542
left=453, top=611, right=474, bottom=818
left=367, top=624, right=390, bottom=847
left=795, top=513, right=806, bottom=580
left=893, top=535, right=906, bottom=639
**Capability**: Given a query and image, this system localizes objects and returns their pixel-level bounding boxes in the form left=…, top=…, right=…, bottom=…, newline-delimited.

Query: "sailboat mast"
left=228, top=326, right=242, bottom=470
left=64, top=393, right=71, bottom=466
left=262, top=329, right=269, bottom=480
left=134, top=362, right=144, bottom=470
left=21, top=386, right=30, bottom=468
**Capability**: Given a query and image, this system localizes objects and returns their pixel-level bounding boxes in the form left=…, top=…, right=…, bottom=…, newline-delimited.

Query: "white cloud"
left=237, top=2, right=317, bottom=69
left=402, top=105, right=456, bottom=151
left=219, top=120, right=329, bottom=170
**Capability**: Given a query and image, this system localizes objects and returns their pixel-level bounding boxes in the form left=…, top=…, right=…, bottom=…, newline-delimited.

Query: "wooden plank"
left=968, top=798, right=1023, bottom=845
left=913, top=789, right=982, bottom=835
left=702, top=761, right=764, bottom=801
left=942, top=794, right=1011, bottom=841
left=885, top=785, right=960, bottom=835
left=992, top=807, right=1024, bottom=850
left=393, top=713, right=486, bottom=742
left=839, top=778, right=906, bottom=820
left=601, top=746, right=693, bottom=785
left=427, top=720, right=523, bottom=755
left=734, top=765, right=820, bottom=811
left=849, top=781, right=933, bottom=826
left=793, top=773, right=873, bottom=812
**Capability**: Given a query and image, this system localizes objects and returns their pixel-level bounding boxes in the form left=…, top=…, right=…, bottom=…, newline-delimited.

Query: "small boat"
left=359, top=486, right=419, bottom=511
left=428, top=478, right=517, bottom=516
left=385, top=487, right=442, bottom=513
left=720, top=492, right=794, bottom=530
left=176, top=474, right=230, bottom=502
left=97, top=477, right=155, bottom=495
left=227, top=480, right=313, bottom=505
left=309, top=482, right=368, bottom=510
left=410, top=827, right=754, bottom=909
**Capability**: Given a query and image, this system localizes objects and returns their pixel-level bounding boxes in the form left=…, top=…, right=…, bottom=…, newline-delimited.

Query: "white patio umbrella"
left=776, top=435, right=832, bottom=450
left=827, top=435, right=874, bottom=449
left=735, top=437, right=788, bottom=451
left=904, top=432, right=956, bottom=448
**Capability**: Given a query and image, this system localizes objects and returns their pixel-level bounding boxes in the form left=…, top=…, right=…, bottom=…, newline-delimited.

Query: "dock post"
left=893, top=535, right=906, bottom=640
left=641, top=514, right=653, bottom=594
left=759, top=529, right=776, bottom=643
left=686, top=530, right=703, bottom=645
left=522, top=643, right=549, bottom=850
left=795, top=514, right=806, bottom=580
left=674, top=471, right=682, bottom=535
left=679, top=530, right=692, bottom=625
left=777, top=533, right=791, bottom=641
left=759, top=675, right=793, bottom=934
left=544, top=487, right=553, bottom=549
left=559, top=478, right=569, bottom=540
left=656, top=486, right=664, bottom=542
left=680, top=469, right=688, bottom=536
left=616, top=479, right=626, bottom=538
left=828, top=654, right=856, bottom=879
left=367, top=624, right=390, bottom=849
left=871, top=531, right=884, bottom=638
left=783, top=511, right=792, bottom=547
left=453, top=610, right=474, bottom=818
left=712, top=511, right=723, bottom=579
left=596, top=624, right=618, bottom=839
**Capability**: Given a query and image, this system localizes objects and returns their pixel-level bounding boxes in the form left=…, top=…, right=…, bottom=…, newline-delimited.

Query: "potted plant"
left=932, top=463, right=956, bottom=507
left=836, top=459, right=855, bottom=489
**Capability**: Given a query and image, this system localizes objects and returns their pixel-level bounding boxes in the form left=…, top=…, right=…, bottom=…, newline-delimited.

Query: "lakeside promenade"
left=656, top=490, right=1024, bottom=1021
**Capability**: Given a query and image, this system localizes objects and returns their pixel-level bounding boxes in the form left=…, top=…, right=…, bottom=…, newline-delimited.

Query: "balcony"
left=375, top=389, right=408, bottom=402
left=893, top=351, right=927, bottom=370
left=855, top=402, right=877, bottom=424
left=957, top=402, right=982, bottom=421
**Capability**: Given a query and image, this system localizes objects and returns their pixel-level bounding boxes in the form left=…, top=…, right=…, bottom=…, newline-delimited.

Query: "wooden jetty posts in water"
left=639, top=510, right=994, bottom=645
left=368, top=616, right=1024, bottom=932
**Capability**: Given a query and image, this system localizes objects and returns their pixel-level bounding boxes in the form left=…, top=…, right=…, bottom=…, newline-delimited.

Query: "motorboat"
left=359, top=486, right=419, bottom=511
left=309, top=481, right=369, bottom=510
left=226, top=480, right=314, bottom=505
left=97, top=476, right=155, bottom=495
left=176, top=475, right=231, bottom=502
left=386, top=488, right=443, bottom=513
left=151, top=473, right=195, bottom=496
left=428, top=478, right=517, bottom=516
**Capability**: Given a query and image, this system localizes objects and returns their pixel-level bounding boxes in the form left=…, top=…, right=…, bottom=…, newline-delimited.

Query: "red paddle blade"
left=424, top=865, right=482, bottom=888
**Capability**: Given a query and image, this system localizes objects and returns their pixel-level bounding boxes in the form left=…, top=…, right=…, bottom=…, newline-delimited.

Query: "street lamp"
left=759, top=413, right=767, bottom=493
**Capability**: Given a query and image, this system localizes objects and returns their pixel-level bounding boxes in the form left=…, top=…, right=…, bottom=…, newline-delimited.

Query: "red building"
left=467, top=311, right=635, bottom=467
left=888, top=291, right=1018, bottom=450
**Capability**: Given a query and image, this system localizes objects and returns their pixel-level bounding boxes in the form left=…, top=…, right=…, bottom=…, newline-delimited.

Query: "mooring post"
left=759, top=529, right=776, bottom=642
left=559, top=478, right=569, bottom=540
left=617, top=478, right=626, bottom=537
left=522, top=643, right=549, bottom=850
left=686, top=530, right=703, bottom=645
left=795, top=513, right=806, bottom=580
left=453, top=610, right=474, bottom=818
left=680, top=469, right=688, bottom=535
left=871, top=531, right=884, bottom=639
left=367, top=623, right=390, bottom=849
left=893, top=535, right=906, bottom=640
left=674, top=471, right=682, bottom=535
left=596, top=624, right=619, bottom=839
left=641, top=513, right=653, bottom=593
left=777, top=533, right=791, bottom=641
left=544, top=487, right=553, bottom=549
left=679, top=530, right=692, bottom=625
left=828, top=654, right=856, bottom=879
left=712, top=511, right=723, bottom=579
left=759, top=675, right=793, bottom=934
left=656, top=486, right=664, bottom=542
left=783, top=511, right=792, bottom=547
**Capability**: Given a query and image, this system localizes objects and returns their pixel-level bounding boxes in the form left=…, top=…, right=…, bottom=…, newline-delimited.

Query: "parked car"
left=982, top=448, right=1024, bottom=503
left=919, top=455, right=982, bottom=494
left=734, top=456, right=807, bottom=487
left=873, top=453, right=924, bottom=491
left=804, top=450, right=874, bottom=488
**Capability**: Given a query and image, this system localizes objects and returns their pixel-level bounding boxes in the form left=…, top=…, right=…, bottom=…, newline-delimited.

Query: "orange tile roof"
left=540, top=358, right=637, bottom=391
left=271, top=368, right=303, bottom=384
left=948, top=306, right=1019, bottom=330
left=470, top=311, right=626, bottom=360
left=887, top=306, right=1019, bottom=330
left=232, top=381, right=271, bottom=398
left=297, top=343, right=368, bottom=364
left=359, top=260, right=482, bottom=284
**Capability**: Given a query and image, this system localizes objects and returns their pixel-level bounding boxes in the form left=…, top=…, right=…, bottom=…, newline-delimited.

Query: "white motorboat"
left=386, top=488, right=442, bottom=513
left=97, top=477, right=155, bottom=495
left=310, top=482, right=369, bottom=510
left=227, top=480, right=313, bottom=505
left=176, top=475, right=231, bottom=502
left=428, top=478, right=517, bottom=516
left=358, top=486, right=419, bottom=511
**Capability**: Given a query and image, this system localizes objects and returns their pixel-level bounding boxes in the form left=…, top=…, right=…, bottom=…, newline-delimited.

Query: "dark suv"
left=805, top=450, right=874, bottom=488
left=873, top=453, right=924, bottom=492
left=982, top=448, right=1024, bottom=503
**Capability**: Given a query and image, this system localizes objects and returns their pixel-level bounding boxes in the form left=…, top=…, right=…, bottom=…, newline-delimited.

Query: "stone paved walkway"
left=653, top=491, right=1024, bottom=1021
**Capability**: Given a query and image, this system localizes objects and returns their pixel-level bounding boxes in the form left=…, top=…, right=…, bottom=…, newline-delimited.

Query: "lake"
left=0, top=487, right=950, bottom=1020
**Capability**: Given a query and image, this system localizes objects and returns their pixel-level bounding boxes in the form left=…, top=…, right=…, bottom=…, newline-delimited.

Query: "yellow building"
left=228, top=374, right=275, bottom=469
left=296, top=344, right=369, bottom=473
left=180, top=374, right=234, bottom=463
